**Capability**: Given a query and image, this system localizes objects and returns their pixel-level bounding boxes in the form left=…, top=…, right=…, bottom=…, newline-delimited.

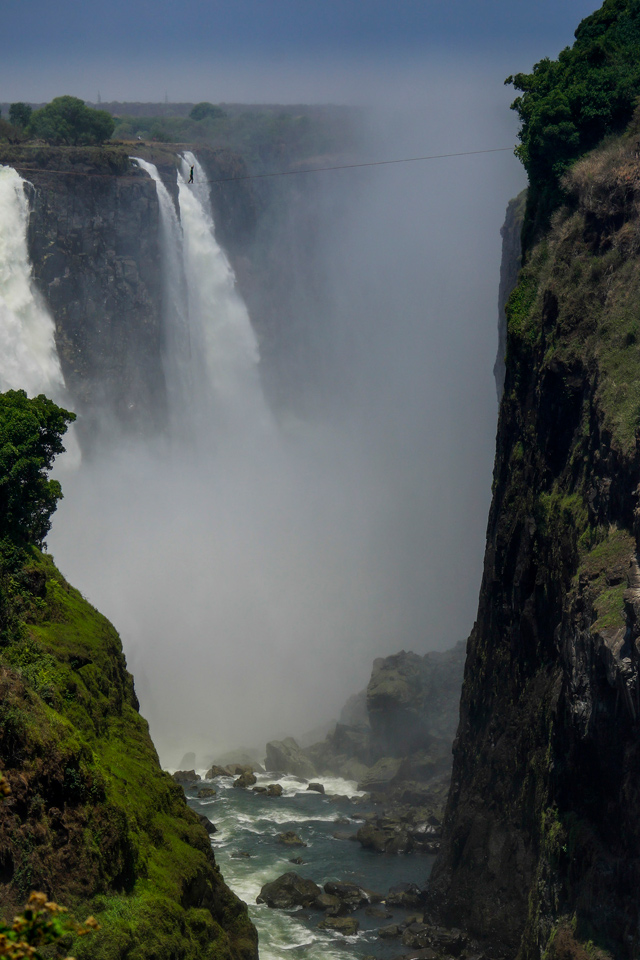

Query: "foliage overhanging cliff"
left=0, top=392, right=258, bottom=960
left=427, top=3, right=640, bottom=959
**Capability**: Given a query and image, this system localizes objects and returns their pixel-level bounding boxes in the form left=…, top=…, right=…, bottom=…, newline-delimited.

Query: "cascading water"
left=0, top=166, right=65, bottom=398
left=133, top=153, right=270, bottom=440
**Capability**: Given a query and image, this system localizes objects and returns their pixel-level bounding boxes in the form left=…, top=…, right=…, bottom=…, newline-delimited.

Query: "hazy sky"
left=3, top=1, right=601, bottom=104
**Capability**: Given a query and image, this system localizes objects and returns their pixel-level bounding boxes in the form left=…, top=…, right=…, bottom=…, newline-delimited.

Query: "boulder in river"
left=257, top=872, right=322, bottom=909
left=172, top=769, right=201, bottom=783
left=265, top=737, right=317, bottom=780
left=317, top=916, right=359, bottom=936
left=276, top=831, right=307, bottom=847
left=205, top=764, right=231, bottom=778
left=266, top=783, right=283, bottom=797
left=324, top=881, right=369, bottom=912
left=233, top=771, right=257, bottom=789
left=197, top=787, right=217, bottom=798
left=307, top=782, right=325, bottom=794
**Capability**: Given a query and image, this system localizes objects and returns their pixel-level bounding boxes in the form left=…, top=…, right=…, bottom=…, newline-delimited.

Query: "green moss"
left=0, top=548, right=257, bottom=960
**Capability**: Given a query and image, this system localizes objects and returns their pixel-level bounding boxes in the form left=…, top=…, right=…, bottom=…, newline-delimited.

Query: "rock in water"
left=317, top=917, right=359, bottom=936
left=265, top=737, right=317, bottom=779
left=233, top=771, right=257, bottom=789
left=257, top=872, right=322, bottom=909
left=276, top=831, right=307, bottom=847
left=172, top=769, right=201, bottom=783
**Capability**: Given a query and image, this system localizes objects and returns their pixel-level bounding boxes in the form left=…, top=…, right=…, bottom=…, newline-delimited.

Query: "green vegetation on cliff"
left=28, top=97, right=115, bottom=146
left=0, top=391, right=257, bottom=960
left=430, top=5, right=640, bottom=958
left=507, top=0, right=640, bottom=248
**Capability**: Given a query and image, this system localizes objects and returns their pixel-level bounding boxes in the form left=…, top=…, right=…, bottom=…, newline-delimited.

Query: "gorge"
left=6, top=1, right=640, bottom=954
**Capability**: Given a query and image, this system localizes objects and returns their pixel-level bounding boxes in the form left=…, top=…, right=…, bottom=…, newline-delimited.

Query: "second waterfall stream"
left=133, top=152, right=271, bottom=441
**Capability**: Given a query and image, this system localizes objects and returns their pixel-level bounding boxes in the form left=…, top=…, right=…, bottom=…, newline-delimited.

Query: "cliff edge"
left=0, top=544, right=258, bottom=960
left=427, top=112, right=640, bottom=960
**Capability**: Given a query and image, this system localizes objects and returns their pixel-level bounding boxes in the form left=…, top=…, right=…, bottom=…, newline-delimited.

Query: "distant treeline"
left=0, top=98, right=363, bottom=172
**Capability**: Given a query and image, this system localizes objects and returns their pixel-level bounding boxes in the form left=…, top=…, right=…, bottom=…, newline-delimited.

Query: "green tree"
left=506, top=0, right=640, bottom=249
left=8, top=103, right=32, bottom=129
left=28, top=96, right=115, bottom=145
left=189, top=101, right=226, bottom=122
left=0, top=390, right=75, bottom=546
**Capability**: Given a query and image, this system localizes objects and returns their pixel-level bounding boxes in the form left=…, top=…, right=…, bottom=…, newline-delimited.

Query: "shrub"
left=28, top=96, right=115, bottom=146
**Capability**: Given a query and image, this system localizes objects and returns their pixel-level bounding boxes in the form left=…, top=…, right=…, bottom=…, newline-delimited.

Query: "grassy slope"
left=0, top=549, right=257, bottom=960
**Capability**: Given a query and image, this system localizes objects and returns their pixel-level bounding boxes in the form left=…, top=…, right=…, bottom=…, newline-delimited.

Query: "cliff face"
left=0, top=546, right=258, bottom=960
left=427, top=130, right=640, bottom=960
left=0, top=145, right=257, bottom=444
left=493, top=191, right=525, bottom=400
left=307, top=644, right=465, bottom=789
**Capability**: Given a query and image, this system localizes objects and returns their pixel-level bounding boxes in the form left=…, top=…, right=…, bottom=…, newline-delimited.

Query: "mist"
left=47, top=60, right=525, bottom=767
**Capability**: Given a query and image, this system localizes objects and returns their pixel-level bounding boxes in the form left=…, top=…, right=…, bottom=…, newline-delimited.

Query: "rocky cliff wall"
left=493, top=190, right=525, bottom=400
left=0, top=145, right=257, bottom=444
left=426, top=127, right=640, bottom=960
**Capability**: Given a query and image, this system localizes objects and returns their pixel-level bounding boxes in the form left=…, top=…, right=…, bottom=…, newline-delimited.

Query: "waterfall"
left=0, top=166, right=65, bottom=397
left=133, top=153, right=269, bottom=439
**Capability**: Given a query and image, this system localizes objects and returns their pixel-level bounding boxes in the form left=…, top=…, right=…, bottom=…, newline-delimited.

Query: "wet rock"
left=317, top=916, right=359, bottom=936
left=231, top=851, right=251, bottom=859
left=365, top=905, right=392, bottom=919
left=172, top=769, right=201, bottom=783
left=324, top=881, right=368, bottom=911
left=357, top=821, right=410, bottom=854
left=387, top=883, right=423, bottom=909
left=331, top=830, right=357, bottom=841
left=233, top=772, right=257, bottom=789
left=196, top=787, right=216, bottom=798
left=266, top=783, right=283, bottom=797
left=257, top=872, right=322, bottom=909
left=313, top=892, right=341, bottom=912
left=205, top=764, right=230, bottom=778
left=197, top=814, right=217, bottom=834
left=276, top=831, right=307, bottom=847
left=400, top=923, right=468, bottom=955
left=289, top=857, right=305, bottom=865
left=378, top=924, right=401, bottom=938
left=265, top=738, right=317, bottom=780
left=252, top=786, right=267, bottom=794
left=307, top=782, right=325, bottom=794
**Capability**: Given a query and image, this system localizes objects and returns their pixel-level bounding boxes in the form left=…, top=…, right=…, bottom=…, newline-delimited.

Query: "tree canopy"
left=28, top=96, right=115, bottom=146
left=507, top=0, right=640, bottom=248
left=0, top=390, right=75, bottom=546
left=8, top=102, right=32, bottom=129
left=189, top=101, right=227, bottom=122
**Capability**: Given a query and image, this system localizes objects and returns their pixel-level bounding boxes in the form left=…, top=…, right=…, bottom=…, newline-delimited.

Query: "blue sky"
left=3, top=0, right=602, bottom=103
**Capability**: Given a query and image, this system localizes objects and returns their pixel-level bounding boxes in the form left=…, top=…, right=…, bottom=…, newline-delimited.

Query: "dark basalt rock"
left=197, top=814, right=217, bottom=835
left=256, top=872, right=322, bottom=909
left=317, top=916, right=359, bottom=936
left=276, top=831, right=306, bottom=847
left=206, top=764, right=232, bottom=778
left=233, top=772, right=257, bottom=789
left=196, top=787, right=216, bottom=798
left=307, top=782, right=325, bottom=794
left=172, top=769, right=201, bottom=783
left=266, top=783, right=283, bottom=797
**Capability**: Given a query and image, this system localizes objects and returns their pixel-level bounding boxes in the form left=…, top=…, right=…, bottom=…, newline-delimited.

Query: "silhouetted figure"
left=188, top=165, right=194, bottom=183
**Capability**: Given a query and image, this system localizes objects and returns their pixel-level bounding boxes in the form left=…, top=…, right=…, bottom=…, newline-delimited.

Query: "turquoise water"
left=184, top=772, right=434, bottom=959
